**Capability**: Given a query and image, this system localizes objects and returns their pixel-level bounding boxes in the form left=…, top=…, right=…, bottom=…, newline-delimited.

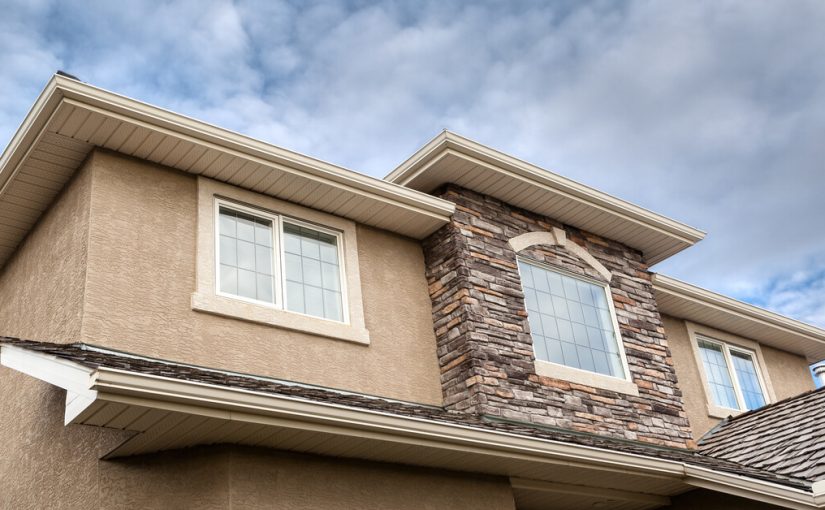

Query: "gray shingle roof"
left=0, top=337, right=812, bottom=491
left=698, top=386, right=825, bottom=482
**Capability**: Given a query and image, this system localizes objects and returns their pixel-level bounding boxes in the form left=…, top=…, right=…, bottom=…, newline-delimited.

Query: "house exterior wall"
left=0, top=162, right=92, bottom=343
left=0, top=366, right=515, bottom=510
left=0, top=150, right=444, bottom=406
left=663, top=314, right=815, bottom=438
left=99, top=446, right=516, bottom=510
left=79, top=150, right=443, bottom=405
left=423, top=185, right=693, bottom=447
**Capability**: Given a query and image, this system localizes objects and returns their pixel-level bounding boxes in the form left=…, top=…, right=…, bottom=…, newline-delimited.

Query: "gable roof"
left=0, top=74, right=455, bottom=269
left=0, top=337, right=814, bottom=497
left=698, top=387, right=825, bottom=483
left=385, top=131, right=706, bottom=265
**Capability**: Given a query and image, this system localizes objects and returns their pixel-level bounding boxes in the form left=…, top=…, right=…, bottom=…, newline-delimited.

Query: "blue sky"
left=2, top=0, right=825, bottom=330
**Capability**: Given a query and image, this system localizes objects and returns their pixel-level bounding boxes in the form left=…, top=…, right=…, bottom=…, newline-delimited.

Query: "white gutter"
left=385, top=130, right=706, bottom=246
left=1, top=344, right=820, bottom=509
left=0, top=74, right=456, bottom=222
left=653, top=274, right=825, bottom=361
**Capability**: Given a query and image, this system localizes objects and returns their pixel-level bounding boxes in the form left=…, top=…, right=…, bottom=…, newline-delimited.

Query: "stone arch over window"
left=508, top=228, right=612, bottom=282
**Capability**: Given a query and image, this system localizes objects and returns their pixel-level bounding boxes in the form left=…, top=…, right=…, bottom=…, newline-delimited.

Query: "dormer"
left=387, top=132, right=706, bottom=447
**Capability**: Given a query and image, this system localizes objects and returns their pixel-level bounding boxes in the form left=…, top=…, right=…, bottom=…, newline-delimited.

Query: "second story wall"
left=662, top=315, right=815, bottom=438
left=424, top=185, right=694, bottom=447
left=0, top=150, right=445, bottom=406
left=0, top=161, right=92, bottom=343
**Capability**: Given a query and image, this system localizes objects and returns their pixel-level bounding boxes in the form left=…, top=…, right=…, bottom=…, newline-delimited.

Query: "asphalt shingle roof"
left=0, top=337, right=813, bottom=491
left=698, top=385, right=825, bottom=483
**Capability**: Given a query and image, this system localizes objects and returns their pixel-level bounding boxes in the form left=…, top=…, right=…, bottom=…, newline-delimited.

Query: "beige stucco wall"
left=668, top=488, right=787, bottom=509
left=99, top=446, right=516, bottom=510
left=73, top=150, right=443, bottom=405
left=663, top=314, right=815, bottom=438
left=0, top=366, right=514, bottom=510
left=0, top=162, right=92, bottom=343
left=0, top=366, right=132, bottom=509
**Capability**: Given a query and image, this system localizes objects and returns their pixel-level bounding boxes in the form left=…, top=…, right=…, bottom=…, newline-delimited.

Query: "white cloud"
left=1, top=0, right=824, bottom=326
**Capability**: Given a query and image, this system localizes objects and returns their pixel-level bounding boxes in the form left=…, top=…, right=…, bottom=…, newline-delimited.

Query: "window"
left=697, top=337, right=767, bottom=411
left=216, top=200, right=345, bottom=322
left=518, top=259, right=626, bottom=379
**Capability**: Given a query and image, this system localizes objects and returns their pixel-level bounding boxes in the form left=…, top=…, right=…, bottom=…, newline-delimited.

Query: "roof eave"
left=0, top=75, right=456, bottom=269
left=1, top=342, right=818, bottom=509
left=385, top=131, right=705, bottom=266
left=653, top=274, right=825, bottom=362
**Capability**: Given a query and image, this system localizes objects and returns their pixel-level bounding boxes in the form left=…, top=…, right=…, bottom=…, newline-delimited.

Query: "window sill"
left=707, top=404, right=742, bottom=420
left=191, top=292, right=371, bottom=345
left=534, top=360, right=640, bottom=396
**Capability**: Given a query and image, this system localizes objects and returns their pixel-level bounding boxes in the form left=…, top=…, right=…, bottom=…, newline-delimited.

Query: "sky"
left=2, top=0, right=825, bottom=330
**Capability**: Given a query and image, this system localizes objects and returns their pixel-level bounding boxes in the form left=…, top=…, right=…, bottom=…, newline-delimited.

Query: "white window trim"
left=518, top=258, right=639, bottom=396
left=193, top=177, right=370, bottom=345
left=214, top=199, right=281, bottom=309
left=686, top=322, right=775, bottom=418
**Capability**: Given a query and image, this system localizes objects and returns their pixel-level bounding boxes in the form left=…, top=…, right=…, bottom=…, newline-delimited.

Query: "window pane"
left=219, top=236, right=237, bottom=266
left=282, top=222, right=344, bottom=321
left=518, top=259, right=624, bottom=378
left=731, top=350, right=766, bottom=410
left=698, top=340, right=739, bottom=409
left=237, top=269, right=256, bottom=300
left=286, top=281, right=304, bottom=314
left=218, top=207, right=274, bottom=303
left=220, top=264, right=237, bottom=295
left=323, top=289, right=343, bottom=322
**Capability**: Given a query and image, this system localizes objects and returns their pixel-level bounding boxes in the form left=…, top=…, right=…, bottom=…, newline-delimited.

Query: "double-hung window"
left=216, top=200, right=345, bottom=323
left=697, top=337, right=767, bottom=411
left=518, top=259, right=627, bottom=379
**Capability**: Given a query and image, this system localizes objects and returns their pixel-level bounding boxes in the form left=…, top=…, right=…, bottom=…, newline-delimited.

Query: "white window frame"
left=686, top=322, right=775, bottom=418
left=695, top=335, right=770, bottom=413
left=215, top=199, right=349, bottom=323
left=193, top=177, right=370, bottom=345
left=215, top=199, right=281, bottom=309
left=278, top=216, right=349, bottom=324
left=518, top=258, right=638, bottom=396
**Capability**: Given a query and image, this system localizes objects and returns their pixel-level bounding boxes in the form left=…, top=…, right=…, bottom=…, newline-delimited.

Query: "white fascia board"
left=684, top=465, right=817, bottom=510
left=1, top=348, right=817, bottom=507
left=386, top=130, right=705, bottom=245
left=89, top=366, right=683, bottom=475
left=89, top=367, right=818, bottom=508
left=50, top=76, right=456, bottom=220
left=0, top=76, right=65, bottom=197
left=653, top=274, right=825, bottom=357
left=0, top=344, right=97, bottom=424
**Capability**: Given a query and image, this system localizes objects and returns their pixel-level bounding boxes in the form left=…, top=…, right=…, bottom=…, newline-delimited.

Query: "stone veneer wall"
left=423, top=185, right=694, bottom=448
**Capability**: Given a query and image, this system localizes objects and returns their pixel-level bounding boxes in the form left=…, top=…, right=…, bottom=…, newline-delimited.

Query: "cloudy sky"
left=2, top=0, right=824, bottom=327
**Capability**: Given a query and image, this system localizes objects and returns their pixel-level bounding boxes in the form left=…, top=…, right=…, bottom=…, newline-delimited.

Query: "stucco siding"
left=0, top=366, right=131, bottom=509
left=79, top=150, right=443, bottom=405
left=0, top=367, right=514, bottom=510
left=0, top=162, right=92, bottom=343
left=663, top=314, right=815, bottom=438
left=100, top=446, right=516, bottom=510
left=761, top=343, right=815, bottom=399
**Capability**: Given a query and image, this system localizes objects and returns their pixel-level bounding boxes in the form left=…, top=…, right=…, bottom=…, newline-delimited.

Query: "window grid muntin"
left=216, top=203, right=279, bottom=308
left=697, top=336, right=768, bottom=411
left=215, top=199, right=347, bottom=323
left=518, top=258, right=626, bottom=379
left=282, top=221, right=344, bottom=322
left=697, top=339, right=739, bottom=409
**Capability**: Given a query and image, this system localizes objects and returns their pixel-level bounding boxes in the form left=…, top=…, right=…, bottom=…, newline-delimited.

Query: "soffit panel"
left=0, top=78, right=456, bottom=269
left=79, top=398, right=690, bottom=505
left=654, top=282, right=825, bottom=362
left=390, top=144, right=705, bottom=265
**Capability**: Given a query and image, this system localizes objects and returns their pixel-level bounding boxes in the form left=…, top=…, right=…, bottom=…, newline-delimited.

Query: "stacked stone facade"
left=423, top=185, right=694, bottom=448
